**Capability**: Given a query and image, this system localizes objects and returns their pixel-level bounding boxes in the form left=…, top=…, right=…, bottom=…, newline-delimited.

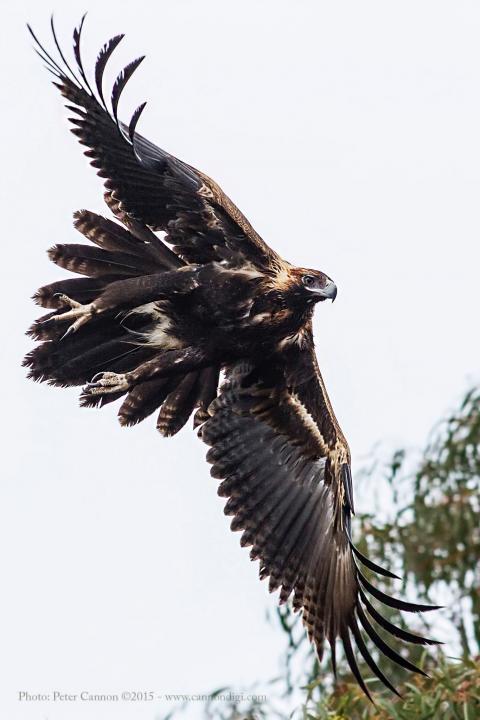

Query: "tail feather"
left=157, top=371, right=199, bottom=436
left=117, top=368, right=220, bottom=434
left=73, top=209, right=172, bottom=268
left=103, top=192, right=183, bottom=269
left=33, top=277, right=114, bottom=309
left=27, top=311, right=76, bottom=342
left=194, top=366, right=221, bottom=429
left=24, top=330, right=154, bottom=387
left=47, top=202, right=177, bottom=279
left=118, top=377, right=172, bottom=426
left=81, top=389, right=128, bottom=409
left=47, top=243, right=154, bottom=278
left=25, top=204, right=219, bottom=434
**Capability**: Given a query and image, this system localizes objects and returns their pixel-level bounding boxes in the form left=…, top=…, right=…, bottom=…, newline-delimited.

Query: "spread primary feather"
left=23, top=17, right=441, bottom=699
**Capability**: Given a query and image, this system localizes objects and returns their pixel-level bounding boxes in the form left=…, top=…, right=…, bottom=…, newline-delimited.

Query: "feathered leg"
left=82, top=346, right=209, bottom=398
left=43, top=269, right=199, bottom=337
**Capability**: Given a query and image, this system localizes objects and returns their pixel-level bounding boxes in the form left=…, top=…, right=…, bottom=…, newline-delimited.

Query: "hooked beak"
left=316, top=279, right=338, bottom=302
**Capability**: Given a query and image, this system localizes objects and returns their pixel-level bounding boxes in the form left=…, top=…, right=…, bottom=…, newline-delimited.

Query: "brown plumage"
left=23, top=17, right=441, bottom=699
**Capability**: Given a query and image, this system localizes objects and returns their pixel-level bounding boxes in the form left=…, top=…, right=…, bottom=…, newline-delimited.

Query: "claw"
left=44, top=294, right=96, bottom=337
left=89, top=372, right=105, bottom=384
left=83, top=371, right=130, bottom=396
left=60, top=325, right=76, bottom=341
left=53, top=293, right=82, bottom=308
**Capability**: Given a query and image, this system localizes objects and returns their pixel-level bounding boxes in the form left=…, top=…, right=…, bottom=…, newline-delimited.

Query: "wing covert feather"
left=201, top=360, right=440, bottom=696
left=28, top=19, right=284, bottom=270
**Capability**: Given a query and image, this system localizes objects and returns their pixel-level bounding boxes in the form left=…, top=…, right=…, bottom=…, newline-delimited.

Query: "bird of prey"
left=24, top=18, right=440, bottom=699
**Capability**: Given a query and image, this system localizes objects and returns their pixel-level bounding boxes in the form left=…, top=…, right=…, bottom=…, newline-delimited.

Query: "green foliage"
left=356, top=386, right=480, bottom=658
left=299, top=386, right=480, bottom=718
left=168, top=388, right=480, bottom=719
left=309, top=655, right=480, bottom=720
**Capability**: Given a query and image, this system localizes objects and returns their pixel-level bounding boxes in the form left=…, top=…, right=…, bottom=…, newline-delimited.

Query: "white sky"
left=1, top=1, right=480, bottom=718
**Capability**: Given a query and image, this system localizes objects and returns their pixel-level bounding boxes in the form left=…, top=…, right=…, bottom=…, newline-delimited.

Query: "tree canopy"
left=170, top=387, right=480, bottom=719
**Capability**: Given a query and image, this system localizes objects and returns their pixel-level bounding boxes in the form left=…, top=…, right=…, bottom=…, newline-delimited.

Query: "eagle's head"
left=288, top=267, right=337, bottom=305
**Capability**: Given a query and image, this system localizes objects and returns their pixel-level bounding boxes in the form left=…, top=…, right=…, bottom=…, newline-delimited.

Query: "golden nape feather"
left=23, top=16, right=441, bottom=700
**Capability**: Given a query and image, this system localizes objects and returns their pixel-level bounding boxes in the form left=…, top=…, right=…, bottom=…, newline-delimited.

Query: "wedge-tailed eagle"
left=24, top=18, right=440, bottom=699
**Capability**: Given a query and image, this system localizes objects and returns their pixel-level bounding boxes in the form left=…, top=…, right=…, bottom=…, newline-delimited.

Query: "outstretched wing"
left=201, top=347, right=441, bottom=699
left=28, top=17, right=284, bottom=270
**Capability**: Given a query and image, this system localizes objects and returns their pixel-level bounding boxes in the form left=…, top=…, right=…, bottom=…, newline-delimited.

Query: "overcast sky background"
left=1, top=1, right=480, bottom=718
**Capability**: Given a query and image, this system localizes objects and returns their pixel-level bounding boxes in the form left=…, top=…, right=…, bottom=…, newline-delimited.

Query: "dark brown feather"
left=156, top=371, right=199, bottom=436
left=24, top=21, right=441, bottom=701
left=73, top=210, right=169, bottom=267
left=47, top=243, right=153, bottom=277
left=193, top=366, right=220, bottom=428
left=33, top=277, right=113, bottom=309
left=28, top=20, right=285, bottom=270
left=118, top=377, right=172, bottom=426
left=201, top=361, right=440, bottom=698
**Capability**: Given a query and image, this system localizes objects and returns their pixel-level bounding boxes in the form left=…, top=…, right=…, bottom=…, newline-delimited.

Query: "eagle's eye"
left=302, top=275, right=316, bottom=288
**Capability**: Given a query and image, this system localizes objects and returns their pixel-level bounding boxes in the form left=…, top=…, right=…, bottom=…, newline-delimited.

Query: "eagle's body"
left=129, top=263, right=317, bottom=359
left=24, top=18, right=440, bottom=699
left=168, top=275, right=338, bottom=364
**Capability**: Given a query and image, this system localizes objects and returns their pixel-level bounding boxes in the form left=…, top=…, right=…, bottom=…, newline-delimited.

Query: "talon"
left=46, top=294, right=96, bottom=337
left=60, top=325, right=76, bottom=341
left=54, top=293, right=82, bottom=309
left=89, top=372, right=105, bottom=384
left=83, top=371, right=130, bottom=396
